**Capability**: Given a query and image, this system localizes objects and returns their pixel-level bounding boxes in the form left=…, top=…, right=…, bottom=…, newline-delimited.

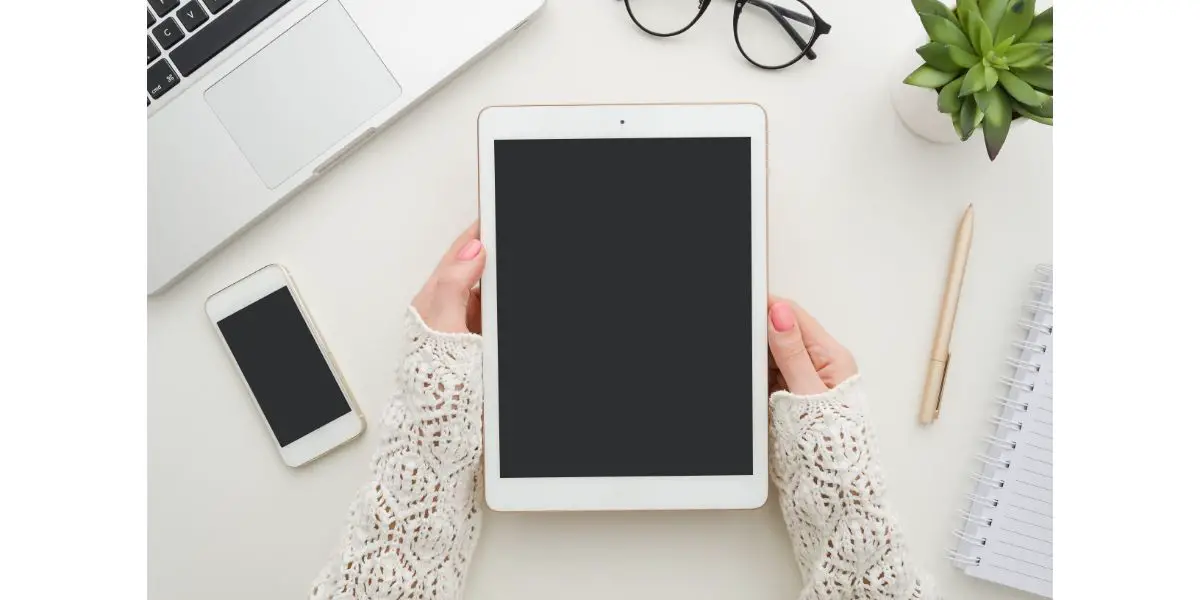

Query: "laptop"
left=147, top=0, right=544, bottom=294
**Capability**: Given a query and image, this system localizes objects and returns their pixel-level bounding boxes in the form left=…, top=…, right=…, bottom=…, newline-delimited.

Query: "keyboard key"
left=152, top=17, right=184, bottom=50
left=148, top=8, right=157, bottom=28
left=171, top=0, right=293, bottom=77
left=202, top=0, right=233, bottom=13
left=148, top=59, right=181, bottom=99
left=148, top=36, right=160, bottom=63
left=148, top=0, right=181, bottom=18
left=177, top=1, right=210, bottom=32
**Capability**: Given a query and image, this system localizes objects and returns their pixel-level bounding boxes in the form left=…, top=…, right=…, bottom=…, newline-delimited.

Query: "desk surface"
left=148, top=2, right=1050, bottom=598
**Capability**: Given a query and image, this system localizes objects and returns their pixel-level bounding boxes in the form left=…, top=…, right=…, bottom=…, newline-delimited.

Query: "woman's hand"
left=767, top=296, right=858, bottom=395
left=766, top=298, right=938, bottom=599
left=411, top=221, right=486, bottom=334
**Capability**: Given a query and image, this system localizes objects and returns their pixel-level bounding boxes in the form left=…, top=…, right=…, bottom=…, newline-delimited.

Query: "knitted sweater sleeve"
left=310, top=307, right=484, bottom=600
left=770, top=375, right=939, bottom=600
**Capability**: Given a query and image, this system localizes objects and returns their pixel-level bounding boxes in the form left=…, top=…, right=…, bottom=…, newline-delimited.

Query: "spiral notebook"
left=950, top=265, right=1053, bottom=598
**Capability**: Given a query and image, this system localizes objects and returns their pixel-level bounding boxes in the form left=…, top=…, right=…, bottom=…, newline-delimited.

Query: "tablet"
left=478, top=104, right=767, bottom=511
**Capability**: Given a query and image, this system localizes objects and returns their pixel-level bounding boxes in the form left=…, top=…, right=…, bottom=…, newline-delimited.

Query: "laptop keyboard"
left=147, top=0, right=293, bottom=105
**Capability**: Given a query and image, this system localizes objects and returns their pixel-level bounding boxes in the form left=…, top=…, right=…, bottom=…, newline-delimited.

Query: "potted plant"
left=893, top=0, right=1052, bottom=160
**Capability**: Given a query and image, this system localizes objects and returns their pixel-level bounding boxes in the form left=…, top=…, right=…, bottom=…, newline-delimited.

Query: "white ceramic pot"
left=890, top=51, right=961, bottom=144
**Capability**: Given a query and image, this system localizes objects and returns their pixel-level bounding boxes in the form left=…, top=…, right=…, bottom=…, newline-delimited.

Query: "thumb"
left=768, top=301, right=826, bottom=395
left=426, top=238, right=486, bottom=333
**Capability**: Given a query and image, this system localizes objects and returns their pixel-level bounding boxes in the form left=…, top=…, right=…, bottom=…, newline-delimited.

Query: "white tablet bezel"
left=478, top=104, right=768, bottom=511
left=205, top=265, right=365, bottom=468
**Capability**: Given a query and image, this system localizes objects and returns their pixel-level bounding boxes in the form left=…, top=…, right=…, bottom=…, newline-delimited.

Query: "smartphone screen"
left=216, top=287, right=351, bottom=446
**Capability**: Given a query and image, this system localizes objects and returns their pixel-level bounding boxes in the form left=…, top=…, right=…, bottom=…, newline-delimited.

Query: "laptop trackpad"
left=205, top=1, right=401, bottom=188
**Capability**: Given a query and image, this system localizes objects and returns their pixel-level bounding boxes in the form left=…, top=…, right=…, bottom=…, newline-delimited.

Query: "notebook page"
left=955, top=270, right=1053, bottom=597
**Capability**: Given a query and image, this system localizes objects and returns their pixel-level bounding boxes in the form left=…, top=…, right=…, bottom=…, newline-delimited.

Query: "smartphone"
left=205, top=265, right=364, bottom=467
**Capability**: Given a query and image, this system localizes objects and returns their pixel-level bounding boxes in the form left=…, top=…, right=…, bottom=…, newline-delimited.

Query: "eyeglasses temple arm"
left=744, top=0, right=817, bottom=60
left=746, top=0, right=815, bottom=26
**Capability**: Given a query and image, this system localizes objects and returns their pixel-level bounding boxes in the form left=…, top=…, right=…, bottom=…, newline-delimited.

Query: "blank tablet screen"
left=494, top=137, right=752, bottom=479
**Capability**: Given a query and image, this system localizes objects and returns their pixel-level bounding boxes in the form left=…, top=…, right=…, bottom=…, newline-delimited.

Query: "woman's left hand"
left=411, top=221, right=486, bottom=334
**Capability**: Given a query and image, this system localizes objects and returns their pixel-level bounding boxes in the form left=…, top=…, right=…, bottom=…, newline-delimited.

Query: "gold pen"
left=919, top=204, right=974, bottom=425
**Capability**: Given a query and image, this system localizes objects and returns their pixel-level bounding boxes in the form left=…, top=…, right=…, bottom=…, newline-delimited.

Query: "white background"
left=3, top=1, right=1198, bottom=599
left=147, top=1, right=1050, bottom=598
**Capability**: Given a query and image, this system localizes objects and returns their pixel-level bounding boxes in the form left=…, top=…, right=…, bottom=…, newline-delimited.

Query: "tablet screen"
left=494, top=137, right=752, bottom=479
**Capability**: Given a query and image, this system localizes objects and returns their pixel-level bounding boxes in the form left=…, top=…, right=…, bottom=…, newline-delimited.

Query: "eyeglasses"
left=619, top=0, right=832, bottom=70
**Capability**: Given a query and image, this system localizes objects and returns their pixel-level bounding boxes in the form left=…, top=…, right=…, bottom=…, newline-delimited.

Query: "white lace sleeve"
left=311, top=307, right=484, bottom=600
left=770, top=375, right=939, bottom=600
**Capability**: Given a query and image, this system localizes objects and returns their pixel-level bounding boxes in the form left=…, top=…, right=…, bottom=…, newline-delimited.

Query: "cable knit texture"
left=313, top=308, right=936, bottom=599
left=770, top=375, right=936, bottom=599
left=311, top=307, right=483, bottom=600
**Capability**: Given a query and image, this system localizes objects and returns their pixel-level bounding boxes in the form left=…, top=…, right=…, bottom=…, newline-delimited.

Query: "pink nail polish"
left=457, top=239, right=482, bottom=261
left=770, top=303, right=795, bottom=331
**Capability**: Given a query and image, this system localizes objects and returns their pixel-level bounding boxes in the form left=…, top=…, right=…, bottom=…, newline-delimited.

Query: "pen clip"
left=933, top=352, right=950, bottom=418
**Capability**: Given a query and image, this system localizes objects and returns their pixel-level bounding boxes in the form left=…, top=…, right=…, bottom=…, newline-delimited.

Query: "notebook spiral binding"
left=993, top=395, right=1029, bottom=412
left=947, top=550, right=982, bottom=567
left=948, top=265, right=1053, bottom=574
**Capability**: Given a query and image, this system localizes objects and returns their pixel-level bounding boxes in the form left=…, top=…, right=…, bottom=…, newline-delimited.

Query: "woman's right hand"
left=767, top=296, right=858, bottom=395
left=765, top=304, right=938, bottom=600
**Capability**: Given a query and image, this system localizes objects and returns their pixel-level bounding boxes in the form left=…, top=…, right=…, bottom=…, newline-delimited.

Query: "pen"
left=919, top=204, right=974, bottom=425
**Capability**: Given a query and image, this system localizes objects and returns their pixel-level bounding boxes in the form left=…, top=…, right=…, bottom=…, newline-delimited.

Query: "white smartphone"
left=205, top=265, right=365, bottom=467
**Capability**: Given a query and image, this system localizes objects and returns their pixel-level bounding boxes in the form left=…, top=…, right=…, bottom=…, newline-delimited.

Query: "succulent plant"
left=904, top=0, right=1052, bottom=160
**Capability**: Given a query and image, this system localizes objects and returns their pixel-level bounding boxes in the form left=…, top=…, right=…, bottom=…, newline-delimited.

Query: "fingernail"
left=770, top=302, right=795, bottom=332
left=457, top=239, right=482, bottom=261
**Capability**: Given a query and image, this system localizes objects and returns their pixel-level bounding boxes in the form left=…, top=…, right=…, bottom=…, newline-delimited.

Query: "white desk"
left=148, top=1, right=1051, bottom=598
